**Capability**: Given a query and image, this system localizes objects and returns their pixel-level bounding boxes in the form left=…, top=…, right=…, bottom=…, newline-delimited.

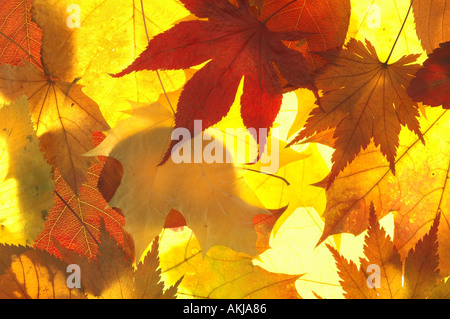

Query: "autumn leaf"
left=201, top=83, right=311, bottom=173
left=245, top=143, right=329, bottom=239
left=157, top=213, right=301, bottom=299
left=164, top=208, right=187, bottom=230
left=408, top=41, right=450, bottom=108
left=0, top=243, right=85, bottom=299
left=313, top=106, right=450, bottom=275
left=113, top=0, right=319, bottom=164
left=134, top=237, right=180, bottom=299
left=0, top=225, right=172, bottom=299
left=259, top=0, right=351, bottom=71
left=253, top=205, right=288, bottom=254
left=158, top=219, right=202, bottom=289
left=347, top=0, right=426, bottom=63
left=32, top=0, right=188, bottom=127
left=97, top=155, right=123, bottom=203
left=0, top=0, right=43, bottom=69
left=286, top=89, right=318, bottom=140
left=34, top=132, right=125, bottom=260
left=0, top=63, right=110, bottom=194
left=412, top=0, right=450, bottom=53
left=290, top=38, right=423, bottom=186
left=178, top=245, right=301, bottom=299
left=254, top=206, right=349, bottom=299
left=217, top=85, right=312, bottom=170
left=2, top=0, right=450, bottom=302
left=328, top=204, right=447, bottom=299
left=0, top=96, right=54, bottom=246
left=58, top=226, right=177, bottom=299
left=87, top=100, right=269, bottom=259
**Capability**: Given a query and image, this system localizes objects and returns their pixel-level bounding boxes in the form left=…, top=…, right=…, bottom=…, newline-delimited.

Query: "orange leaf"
left=57, top=227, right=177, bottom=299
left=412, top=0, right=450, bottom=53
left=259, top=0, right=351, bottom=71
left=315, top=108, right=450, bottom=276
left=0, top=0, right=43, bottom=70
left=34, top=133, right=125, bottom=260
left=0, top=244, right=85, bottom=299
left=294, top=39, right=423, bottom=186
left=329, top=205, right=445, bottom=299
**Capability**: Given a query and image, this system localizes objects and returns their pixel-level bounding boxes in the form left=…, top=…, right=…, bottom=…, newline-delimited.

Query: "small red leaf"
left=407, top=41, right=450, bottom=108
left=164, top=209, right=187, bottom=231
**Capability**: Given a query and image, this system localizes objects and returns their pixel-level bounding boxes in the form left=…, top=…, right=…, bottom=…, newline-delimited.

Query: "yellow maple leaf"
left=87, top=99, right=269, bottom=258
left=178, top=245, right=301, bottom=299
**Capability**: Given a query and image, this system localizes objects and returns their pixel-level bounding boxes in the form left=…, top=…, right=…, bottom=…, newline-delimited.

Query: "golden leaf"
left=0, top=96, right=54, bottom=246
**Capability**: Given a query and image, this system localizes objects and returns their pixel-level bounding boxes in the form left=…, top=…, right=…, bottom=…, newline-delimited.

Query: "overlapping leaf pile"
left=0, top=0, right=449, bottom=299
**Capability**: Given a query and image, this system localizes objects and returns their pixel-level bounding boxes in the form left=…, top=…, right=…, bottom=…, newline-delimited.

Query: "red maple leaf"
left=407, top=41, right=450, bottom=109
left=259, top=0, right=351, bottom=72
left=113, top=0, right=317, bottom=163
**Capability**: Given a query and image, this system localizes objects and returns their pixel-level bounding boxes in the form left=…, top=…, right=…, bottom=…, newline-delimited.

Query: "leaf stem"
left=140, top=0, right=176, bottom=115
left=384, top=0, right=413, bottom=65
left=240, top=166, right=291, bottom=186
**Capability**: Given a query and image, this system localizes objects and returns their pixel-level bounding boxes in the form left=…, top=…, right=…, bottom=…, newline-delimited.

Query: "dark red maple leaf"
left=113, top=0, right=316, bottom=163
left=407, top=41, right=450, bottom=109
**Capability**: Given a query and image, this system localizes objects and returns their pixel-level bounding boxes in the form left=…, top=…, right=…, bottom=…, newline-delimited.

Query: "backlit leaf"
left=0, top=243, right=85, bottom=299
left=0, top=96, right=54, bottom=246
left=0, top=63, right=110, bottom=194
left=0, top=0, right=43, bottom=69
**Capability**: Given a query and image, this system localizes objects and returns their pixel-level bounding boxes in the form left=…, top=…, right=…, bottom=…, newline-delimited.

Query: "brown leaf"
left=403, top=212, right=440, bottom=298
left=0, top=63, right=110, bottom=194
left=295, top=39, right=423, bottom=186
left=359, top=204, right=403, bottom=298
left=327, top=244, right=376, bottom=299
left=0, top=244, right=85, bottom=299
left=97, top=157, right=123, bottom=202
left=315, top=108, right=450, bottom=277
left=253, top=205, right=288, bottom=254
left=413, top=0, right=450, bottom=53
left=58, top=226, right=177, bottom=299
left=329, top=205, right=445, bottom=299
